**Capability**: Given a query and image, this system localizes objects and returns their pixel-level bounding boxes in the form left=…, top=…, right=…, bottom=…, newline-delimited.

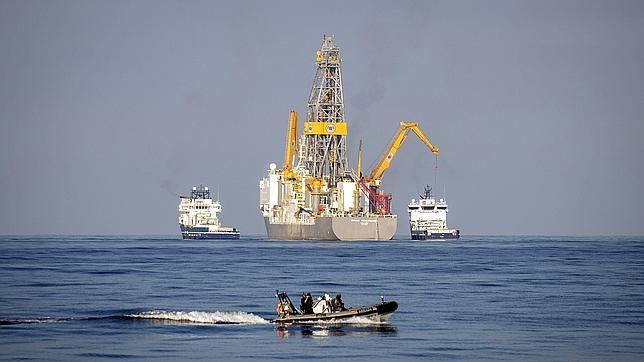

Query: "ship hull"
left=410, top=229, right=460, bottom=240
left=181, top=232, right=240, bottom=240
left=180, top=225, right=240, bottom=240
left=264, top=216, right=397, bottom=241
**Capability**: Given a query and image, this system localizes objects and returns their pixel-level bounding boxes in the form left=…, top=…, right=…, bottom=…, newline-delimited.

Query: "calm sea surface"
left=1, top=236, right=643, bottom=361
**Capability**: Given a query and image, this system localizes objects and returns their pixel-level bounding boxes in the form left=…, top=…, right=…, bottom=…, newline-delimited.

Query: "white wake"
left=125, top=310, right=269, bottom=325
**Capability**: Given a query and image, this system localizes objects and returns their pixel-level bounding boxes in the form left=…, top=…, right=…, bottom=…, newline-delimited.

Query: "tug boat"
left=272, top=290, right=398, bottom=324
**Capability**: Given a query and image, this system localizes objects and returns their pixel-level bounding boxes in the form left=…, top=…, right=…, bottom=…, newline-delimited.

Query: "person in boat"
left=276, top=300, right=291, bottom=317
left=300, top=292, right=313, bottom=315
left=276, top=301, right=283, bottom=317
left=300, top=293, right=313, bottom=315
left=322, top=293, right=332, bottom=313
left=332, top=294, right=346, bottom=311
left=300, top=293, right=307, bottom=313
left=312, top=294, right=332, bottom=314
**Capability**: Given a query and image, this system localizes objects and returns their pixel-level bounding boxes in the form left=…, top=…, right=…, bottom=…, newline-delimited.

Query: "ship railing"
left=370, top=213, right=397, bottom=218
left=356, top=212, right=397, bottom=218
left=268, top=216, right=315, bottom=225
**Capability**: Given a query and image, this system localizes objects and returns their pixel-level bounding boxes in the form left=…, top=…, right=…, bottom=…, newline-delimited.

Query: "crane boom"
left=356, top=140, right=362, bottom=177
left=283, top=110, right=298, bottom=171
left=367, top=122, right=439, bottom=182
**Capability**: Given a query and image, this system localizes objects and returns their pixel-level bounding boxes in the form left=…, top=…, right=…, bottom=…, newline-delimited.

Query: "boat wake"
left=1, top=311, right=269, bottom=326
left=2, top=312, right=390, bottom=327
left=0, top=318, right=64, bottom=325
left=124, top=310, right=269, bottom=325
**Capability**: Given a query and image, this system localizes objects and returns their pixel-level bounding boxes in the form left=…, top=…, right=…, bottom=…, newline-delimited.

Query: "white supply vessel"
left=408, top=186, right=460, bottom=240
left=179, top=185, right=240, bottom=240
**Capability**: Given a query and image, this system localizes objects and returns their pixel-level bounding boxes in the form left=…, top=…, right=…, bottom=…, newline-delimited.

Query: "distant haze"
left=1, top=0, right=643, bottom=236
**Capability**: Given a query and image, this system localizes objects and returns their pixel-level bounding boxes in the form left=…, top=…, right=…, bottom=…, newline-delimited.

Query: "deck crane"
left=358, top=122, right=439, bottom=214
left=283, top=110, right=298, bottom=172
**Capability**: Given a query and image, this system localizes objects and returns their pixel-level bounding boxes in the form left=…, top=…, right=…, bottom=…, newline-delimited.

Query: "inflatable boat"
left=272, top=290, right=398, bottom=324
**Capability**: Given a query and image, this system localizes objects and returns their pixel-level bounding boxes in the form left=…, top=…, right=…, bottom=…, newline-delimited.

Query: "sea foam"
left=125, top=310, right=269, bottom=325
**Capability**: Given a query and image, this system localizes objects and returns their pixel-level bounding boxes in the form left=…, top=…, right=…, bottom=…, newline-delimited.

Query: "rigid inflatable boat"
left=272, top=290, right=398, bottom=324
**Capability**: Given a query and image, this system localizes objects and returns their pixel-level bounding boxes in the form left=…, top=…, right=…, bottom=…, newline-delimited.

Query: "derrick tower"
left=302, top=36, right=348, bottom=184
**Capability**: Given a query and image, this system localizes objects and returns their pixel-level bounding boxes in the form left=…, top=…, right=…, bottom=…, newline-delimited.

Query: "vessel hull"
left=181, top=232, right=240, bottom=240
left=410, top=229, right=460, bottom=240
left=264, top=216, right=396, bottom=241
left=180, top=225, right=240, bottom=240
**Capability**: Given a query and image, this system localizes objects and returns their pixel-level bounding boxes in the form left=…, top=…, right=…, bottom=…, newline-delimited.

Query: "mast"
left=302, top=35, right=348, bottom=184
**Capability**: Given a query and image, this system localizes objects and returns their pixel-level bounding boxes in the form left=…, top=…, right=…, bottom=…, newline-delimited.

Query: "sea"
left=1, top=235, right=643, bottom=361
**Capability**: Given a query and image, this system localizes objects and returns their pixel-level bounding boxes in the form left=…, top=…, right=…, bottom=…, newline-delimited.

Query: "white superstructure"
left=179, top=185, right=239, bottom=239
left=408, top=186, right=459, bottom=240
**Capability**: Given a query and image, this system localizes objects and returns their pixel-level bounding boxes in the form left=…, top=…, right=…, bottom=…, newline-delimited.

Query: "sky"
left=1, top=0, right=643, bottom=236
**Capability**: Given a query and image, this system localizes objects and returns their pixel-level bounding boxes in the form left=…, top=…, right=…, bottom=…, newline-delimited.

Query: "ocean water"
left=1, top=235, right=643, bottom=361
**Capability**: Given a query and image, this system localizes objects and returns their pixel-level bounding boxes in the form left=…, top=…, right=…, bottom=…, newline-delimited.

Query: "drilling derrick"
left=303, top=36, right=348, bottom=184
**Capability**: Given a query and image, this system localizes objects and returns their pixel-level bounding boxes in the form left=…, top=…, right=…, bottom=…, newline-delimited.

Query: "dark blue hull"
left=411, top=229, right=460, bottom=240
left=181, top=232, right=240, bottom=240
left=180, top=225, right=240, bottom=240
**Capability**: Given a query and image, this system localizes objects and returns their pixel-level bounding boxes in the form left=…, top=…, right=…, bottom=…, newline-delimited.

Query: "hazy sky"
left=1, top=0, right=643, bottom=236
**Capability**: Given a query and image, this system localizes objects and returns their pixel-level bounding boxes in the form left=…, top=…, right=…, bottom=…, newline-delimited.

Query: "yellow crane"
left=283, top=110, right=298, bottom=171
left=366, top=121, right=439, bottom=184
left=355, top=121, right=438, bottom=214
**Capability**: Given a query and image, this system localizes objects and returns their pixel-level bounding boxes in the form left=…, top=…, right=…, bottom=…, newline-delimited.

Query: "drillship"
left=179, top=185, right=240, bottom=239
left=408, top=186, right=460, bottom=240
left=259, top=36, right=441, bottom=241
